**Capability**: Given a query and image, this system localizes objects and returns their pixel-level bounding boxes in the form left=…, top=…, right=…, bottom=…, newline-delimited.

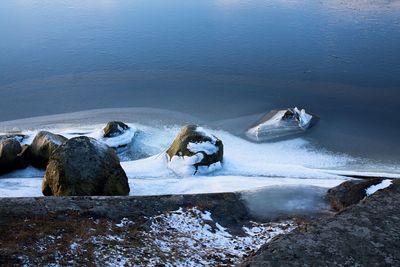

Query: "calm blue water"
left=0, top=0, right=399, bottom=163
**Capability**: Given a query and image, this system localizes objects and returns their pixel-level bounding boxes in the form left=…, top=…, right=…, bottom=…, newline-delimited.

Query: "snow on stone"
left=145, top=207, right=296, bottom=265
left=247, top=110, right=288, bottom=138
left=194, top=126, right=218, bottom=144
left=94, top=127, right=136, bottom=148
left=187, top=141, right=219, bottom=155
left=115, top=217, right=134, bottom=228
left=167, top=153, right=222, bottom=176
left=294, top=107, right=312, bottom=129
left=67, top=207, right=296, bottom=266
left=365, top=179, right=392, bottom=196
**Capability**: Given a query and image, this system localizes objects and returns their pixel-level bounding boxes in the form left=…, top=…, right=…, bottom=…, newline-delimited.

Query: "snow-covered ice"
left=1, top=122, right=399, bottom=197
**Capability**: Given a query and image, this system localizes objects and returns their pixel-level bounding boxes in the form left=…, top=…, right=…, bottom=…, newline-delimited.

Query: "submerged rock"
left=246, top=107, right=319, bottom=141
left=166, top=125, right=223, bottom=175
left=326, top=178, right=384, bottom=211
left=103, top=121, right=130, bottom=138
left=29, top=131, right=68, bottom=169
left=0, top=138, right=22, bottom=174
left=42, top=136, right=130, bottom=196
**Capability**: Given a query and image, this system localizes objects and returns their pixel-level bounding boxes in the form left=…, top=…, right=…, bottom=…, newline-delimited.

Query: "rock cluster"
left=1, top=122, right=227, bottom=195
left=1, top=122, right=131, bottom=196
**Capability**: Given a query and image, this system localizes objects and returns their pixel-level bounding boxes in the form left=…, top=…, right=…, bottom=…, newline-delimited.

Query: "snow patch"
left=187, top=141, right=219, bottom=155
left=145, top=207, right=296, bottom=265
left=115, top=218, right=134, bottom=228
left=366, top=179, right=392, bottom=196
left=167, top=153, right=222, bottom=176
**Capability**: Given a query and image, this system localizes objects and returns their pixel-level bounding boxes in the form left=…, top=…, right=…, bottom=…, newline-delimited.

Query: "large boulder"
left=29, top=131, right=68, bottom=169
left=42, top=136, right=130, bottom=196
left=0, top=138, right=22, bottom=174
left=166, top=125, right=223, bottom=175
left=326, top=178, right=384, bottom=211
left=103, top=121, right=130, bottom=138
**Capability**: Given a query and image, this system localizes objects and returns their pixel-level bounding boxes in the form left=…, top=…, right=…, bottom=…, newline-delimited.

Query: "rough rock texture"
left=103, top=121, right=129, bottom=137
left=327, top=178, right=383, bottom=211
left=42, top=136, right=129, bottom=196
left=29, top=131, right=68, bottom=169
left=0, top=138, right=22, bottom=174
left=14, top=144, right=31, bottom=170
left=166, top=125, right=223, bottom=168
left=241, top=179, right=400, bottom=267
left=0, top=192, right=247, bottom=227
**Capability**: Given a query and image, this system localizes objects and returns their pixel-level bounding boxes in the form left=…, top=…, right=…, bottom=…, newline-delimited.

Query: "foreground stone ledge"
left=241, top=179, right=400, bottom=266
left=0, top=192, right=248, bottom=227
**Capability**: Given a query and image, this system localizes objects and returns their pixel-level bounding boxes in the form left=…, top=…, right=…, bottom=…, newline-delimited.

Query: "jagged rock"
left=42, top=136, right=130, bottom=196
left=103, top=121, right=130, bottom=138
left=29, top=131, right=68, bottom=169
left=0, top=138, right=22, bottom=174
left=166, top=125, right=223, bottom=175
left=326, top=178, right=383, bottom=211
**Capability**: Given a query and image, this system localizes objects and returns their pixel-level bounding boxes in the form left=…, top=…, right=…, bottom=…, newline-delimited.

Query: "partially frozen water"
left=1, top=112, right=399, bottom=199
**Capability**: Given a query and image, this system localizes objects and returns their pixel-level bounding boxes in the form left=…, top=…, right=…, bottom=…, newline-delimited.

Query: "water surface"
left=0, top=0, right=399, bottom=164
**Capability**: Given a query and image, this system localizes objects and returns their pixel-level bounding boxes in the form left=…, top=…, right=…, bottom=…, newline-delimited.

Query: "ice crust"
left=1, top=122, right=397, bottom=197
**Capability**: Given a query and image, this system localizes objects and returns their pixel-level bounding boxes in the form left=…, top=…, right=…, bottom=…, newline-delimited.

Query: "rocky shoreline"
left=241, top=179, right=400, bottom=266
left=1, top=178, right=398, bottom=266
left=1, top=119, right=399, bottom=265
left=0, top=192, right=300, bottom=266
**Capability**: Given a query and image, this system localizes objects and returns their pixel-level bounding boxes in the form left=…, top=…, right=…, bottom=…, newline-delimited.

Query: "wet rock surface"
left=241, top=179, right=400, bottom=267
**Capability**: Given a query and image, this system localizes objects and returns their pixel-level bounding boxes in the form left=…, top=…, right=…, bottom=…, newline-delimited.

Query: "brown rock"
left=326, top=178, right=384, bottom=211
left=42, top=136, right=130, bottom=196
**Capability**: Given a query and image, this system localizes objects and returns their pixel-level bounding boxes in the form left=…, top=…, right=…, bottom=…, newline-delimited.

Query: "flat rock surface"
left=0, top=192, right=298, bottom=266
left=241, top=179, right=400, bottom=267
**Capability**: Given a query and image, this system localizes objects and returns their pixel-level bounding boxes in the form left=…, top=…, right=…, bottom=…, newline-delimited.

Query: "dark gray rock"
left=103, top=121, right=129, bottom=138
left=0, top=134, right=27, bottom=143
left=241, top=179, right=400, bottom=267
left=166, top=125, right=223, bottom=173
left=29, top=131, right=68, bottom=169
left=13, top=144, right=30, bottom=170
left=42, top=136, right=130, bottom=196
left=327, top=178, right=383, bottom=211
left=0, top=138, right=22, bottom=174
